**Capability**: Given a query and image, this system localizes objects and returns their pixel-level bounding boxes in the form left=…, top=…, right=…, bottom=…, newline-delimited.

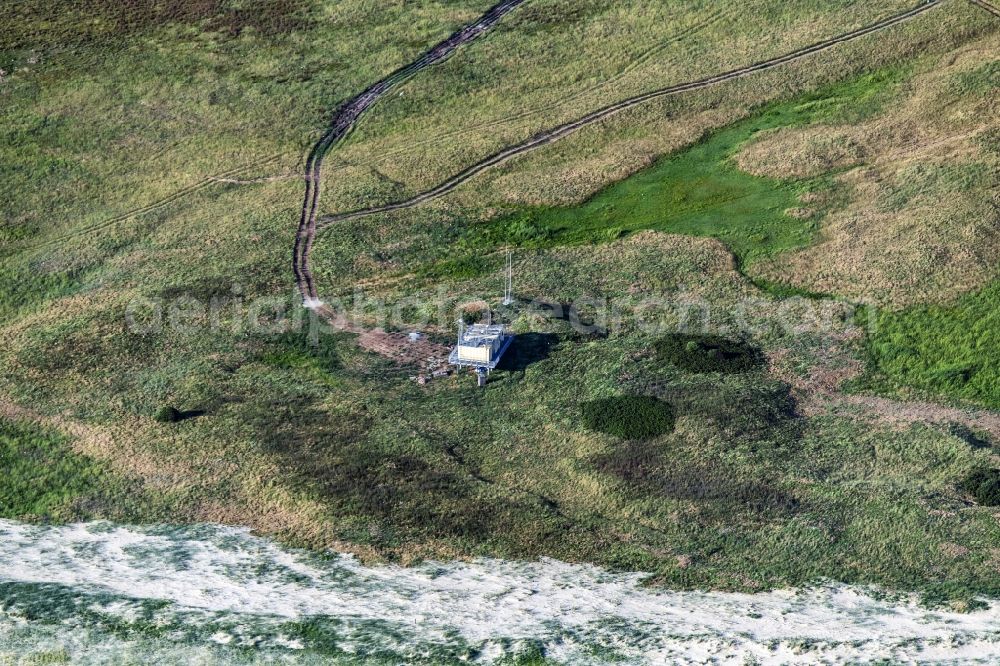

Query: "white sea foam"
left=0, top=520, right=998, bottom=663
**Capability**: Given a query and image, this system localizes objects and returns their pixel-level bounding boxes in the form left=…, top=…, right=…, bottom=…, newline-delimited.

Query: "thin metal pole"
left=503, top=248, right=513, bottom=306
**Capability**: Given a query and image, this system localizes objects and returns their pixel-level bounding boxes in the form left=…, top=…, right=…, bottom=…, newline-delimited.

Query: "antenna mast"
left=502, top=248, right=514, bottom=306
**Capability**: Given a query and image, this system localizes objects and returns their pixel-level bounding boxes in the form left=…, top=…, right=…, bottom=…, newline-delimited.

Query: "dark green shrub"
left=461, top=308, right=487, bottom=325
left=581, top=396, right=675, bottom=439
left=154, top=406, right=182, bottom=423
left=960, top=468, right=1000, bottom=506
left=655, top=334, right=764, bottom=374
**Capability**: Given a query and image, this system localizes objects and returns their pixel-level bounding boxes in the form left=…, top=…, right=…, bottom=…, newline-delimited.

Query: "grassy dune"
left=0, top=0, right=998, bottom=604
left=743, top=35, right=999, bottom=307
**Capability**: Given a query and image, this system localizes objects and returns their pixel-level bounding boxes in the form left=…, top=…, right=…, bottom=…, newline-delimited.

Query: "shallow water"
left=0, top=520, right=998, bottom=664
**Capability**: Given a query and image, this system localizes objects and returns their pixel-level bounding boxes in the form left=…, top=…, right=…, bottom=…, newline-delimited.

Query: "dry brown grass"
left=508, top=230, right=752, bottom=301
left=736, top=125, right=869, bottom=179
left=743, top=37, right=1000, bottom=307
left=315, top=0, right=992, bottom=219
left=838, top=394, right=1000, bottom=439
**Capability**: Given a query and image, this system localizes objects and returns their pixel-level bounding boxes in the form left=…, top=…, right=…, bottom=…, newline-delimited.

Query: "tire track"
left=25, top=3, right=732, bottom=250
left=209, top=173, right=300, bottom=185
left=293, top=0, right=528, bottom=303
left=969, top=0, right=1000, bottom=17
left=343, top=6, right=736, bottom=168
left=26, top=153, right=284, bottom=250
left=315, top=0, right=945, bottom=236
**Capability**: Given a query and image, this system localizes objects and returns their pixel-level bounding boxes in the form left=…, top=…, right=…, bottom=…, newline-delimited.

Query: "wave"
left=0, top=520, right=998, bottom=663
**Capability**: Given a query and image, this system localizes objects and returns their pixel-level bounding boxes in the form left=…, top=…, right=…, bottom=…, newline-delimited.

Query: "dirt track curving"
left=315, top=0, right=951, bottom=237
left=293, top=0, right=527, bottom=303
left=350, top=6, right=738, bottom=169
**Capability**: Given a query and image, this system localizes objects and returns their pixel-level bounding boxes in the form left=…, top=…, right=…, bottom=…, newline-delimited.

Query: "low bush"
left=655, top=334, right=764, bottom=374
left=960, top=468, right=1000, bottom=506
left=581, top=396, right=675, bottom=439
left=154, top=406, right=182, bottom=423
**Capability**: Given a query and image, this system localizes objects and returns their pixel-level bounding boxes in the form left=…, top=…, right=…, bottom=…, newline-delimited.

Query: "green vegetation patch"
left=416, top=255, right=490, bottom=281
left=655, top=334, right=764, bottom=375
left=0, top=263, right=86, bottom=322
left=263, top=323, right=343, bottom=374
left=0, top=418, right=118, bottom=520
left=960, top=468, right=1000, bottom=507
left=475, top=68, right=908, bottom=267
left=862, top=280, right=1000, bottom=409
left=580, top=396, right=676, bottom=439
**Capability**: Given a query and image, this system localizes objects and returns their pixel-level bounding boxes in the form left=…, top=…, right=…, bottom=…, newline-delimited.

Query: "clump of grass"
left=416, top=255, right=489, bottom=281
left=959, top=468, right=1000, bottom=507
left=581, top=396, right=675, bottom=439
left=655, top=334, right=764, bottom=374
left=880, top=162, right=991, bottom=212
left=158, top=276, right=242, bottom=302
left=263, top=323, right=342, bottom=373
left=0, top=264, right=85, bottom=319
left=460, top=305, right=490, bottom=325
left=949, top=60, right=999, bottom=96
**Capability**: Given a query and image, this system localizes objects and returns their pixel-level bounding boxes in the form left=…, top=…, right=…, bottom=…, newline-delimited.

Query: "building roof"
left=459, top=324, right=508, bottom=348
left=449, top=323, right=513, bottom=370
